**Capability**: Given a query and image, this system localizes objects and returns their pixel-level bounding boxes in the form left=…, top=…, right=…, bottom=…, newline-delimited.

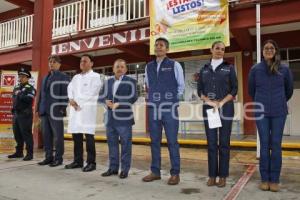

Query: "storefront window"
left=281, top=48, right=300, bottom=89
left=126, top=63, right=146, bottom=98
left=289, top=61, right=300, bottom=89
left=67, top=57, right=240, bottom=102
left=63, top=70, right=76, bottom=78
left=93, top=63, right=147, bottom=99
left=179, top=60, right=209, bottom=102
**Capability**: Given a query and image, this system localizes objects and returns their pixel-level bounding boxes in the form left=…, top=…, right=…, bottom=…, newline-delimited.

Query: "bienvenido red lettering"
left=51, top=27, right=150, bottom=55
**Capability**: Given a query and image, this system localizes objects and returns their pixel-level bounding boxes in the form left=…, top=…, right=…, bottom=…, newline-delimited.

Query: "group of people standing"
left=8, top=38, right=293, bottom=191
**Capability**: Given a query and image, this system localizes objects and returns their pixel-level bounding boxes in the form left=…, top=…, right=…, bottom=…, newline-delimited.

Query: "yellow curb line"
left=64, top=134, right=300, bottom=149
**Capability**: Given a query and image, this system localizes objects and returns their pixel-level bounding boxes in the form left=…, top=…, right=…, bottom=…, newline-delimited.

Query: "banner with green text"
left=150, top=0, right=229, bottom=54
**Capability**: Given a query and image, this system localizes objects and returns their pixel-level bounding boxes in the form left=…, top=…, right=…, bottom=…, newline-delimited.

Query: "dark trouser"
left=41, top=115, right=64, bottom=162
left=12, top=113, right=33, bottom=155
left=72, top=134, right=96, bottom=165
left=256, top=115, right=286, bottom=183
left=106, top=126, right=132, bottom=173
left=148, top=106, right=180, bottom=176
left=203, top=102, right=234, bottom=178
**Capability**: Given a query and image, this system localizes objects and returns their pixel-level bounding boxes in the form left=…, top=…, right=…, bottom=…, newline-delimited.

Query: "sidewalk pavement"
left=0, top=141, right=299, bottom=200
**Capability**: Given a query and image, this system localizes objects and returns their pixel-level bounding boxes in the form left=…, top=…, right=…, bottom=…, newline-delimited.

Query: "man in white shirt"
left=65, top=54, right=102, bottom=172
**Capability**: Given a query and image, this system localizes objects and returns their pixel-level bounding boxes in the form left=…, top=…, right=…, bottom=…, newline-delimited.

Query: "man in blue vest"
left=101, top=59, right=138, bottom=179
left=142, top=38, right=185, bottom=185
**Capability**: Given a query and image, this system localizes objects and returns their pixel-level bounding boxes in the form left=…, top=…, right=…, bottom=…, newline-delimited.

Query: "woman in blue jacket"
left=248, top=40, right=293, bottom=192
left=198, top=41, right=238, bottom=188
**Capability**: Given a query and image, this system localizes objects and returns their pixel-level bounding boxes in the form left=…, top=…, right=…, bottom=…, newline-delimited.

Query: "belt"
left=15, top=109, right=32, bottom=115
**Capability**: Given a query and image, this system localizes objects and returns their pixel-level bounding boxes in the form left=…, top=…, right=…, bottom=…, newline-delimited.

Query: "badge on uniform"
left=221, top=68, right=230, bottom=72
left=161, top=67, right=172, bottom=71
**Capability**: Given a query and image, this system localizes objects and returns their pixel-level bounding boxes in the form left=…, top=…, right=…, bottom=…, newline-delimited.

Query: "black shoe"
left=65, top=162, right=83, bottom=169
left=119, top=171, right=128, bottom=179
left=49, top=160, right=63, bottom=167
left=82, top=163, right=96, bottom=172
left=38, top=159, right=53, bottom=166
left=23, top=154, right=33, bottom=161
left=8, top=152, right=24, bottom=159
left=101, top=169, right=118, bottom=177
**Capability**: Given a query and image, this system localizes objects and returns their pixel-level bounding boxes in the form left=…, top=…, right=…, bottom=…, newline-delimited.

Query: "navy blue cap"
left=18, top=68, right=31, bottom=78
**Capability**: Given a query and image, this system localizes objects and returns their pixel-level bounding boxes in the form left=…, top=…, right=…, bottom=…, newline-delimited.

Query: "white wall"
left=286, top=89, right=300, bottom=136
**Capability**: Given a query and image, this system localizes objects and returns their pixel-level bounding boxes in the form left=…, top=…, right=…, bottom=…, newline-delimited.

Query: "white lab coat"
left=67, top=70, right=102, bottom=135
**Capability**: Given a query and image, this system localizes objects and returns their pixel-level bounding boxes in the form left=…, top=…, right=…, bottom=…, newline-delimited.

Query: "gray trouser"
left=41, top=115, right=64, bottom=161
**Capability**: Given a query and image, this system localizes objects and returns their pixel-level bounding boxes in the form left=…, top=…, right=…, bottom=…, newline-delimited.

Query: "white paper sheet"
left=206, top=108, right=222, bottom=129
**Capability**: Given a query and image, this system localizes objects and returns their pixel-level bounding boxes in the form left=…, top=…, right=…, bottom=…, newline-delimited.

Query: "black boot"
left=23, top=154, right=33, bottom=161
left=8, top=152, right=24, bottom=159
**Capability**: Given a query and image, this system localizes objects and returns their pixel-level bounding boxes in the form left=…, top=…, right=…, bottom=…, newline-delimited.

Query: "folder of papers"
left=206, top=108, right=222, bottom=129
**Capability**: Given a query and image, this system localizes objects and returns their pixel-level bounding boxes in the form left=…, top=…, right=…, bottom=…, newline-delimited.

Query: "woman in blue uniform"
left=197, top=41, right=238, bottom=187
left=248, top=40, right=293, bottom=192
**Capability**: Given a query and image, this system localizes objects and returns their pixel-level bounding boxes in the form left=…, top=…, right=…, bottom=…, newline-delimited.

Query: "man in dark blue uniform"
left=8, top=68, right=36, bottom=161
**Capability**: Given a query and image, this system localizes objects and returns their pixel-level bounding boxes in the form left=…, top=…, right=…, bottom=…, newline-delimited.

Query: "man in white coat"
left=65, top=54, right=102, bottom=172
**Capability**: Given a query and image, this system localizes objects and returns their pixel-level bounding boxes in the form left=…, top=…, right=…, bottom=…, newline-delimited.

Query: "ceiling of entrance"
left=249, top=22, right=300, bottom=35
left=0, top=1, right=18, bottom=13
left=74, top=48, right=124, bottom=58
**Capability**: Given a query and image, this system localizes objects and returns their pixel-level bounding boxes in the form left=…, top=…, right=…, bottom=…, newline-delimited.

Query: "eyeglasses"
left=263, top=47, right=275, bottom=52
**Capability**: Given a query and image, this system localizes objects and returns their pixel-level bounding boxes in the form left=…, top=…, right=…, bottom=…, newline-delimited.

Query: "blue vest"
left=147, top=57, right=178, bottom=106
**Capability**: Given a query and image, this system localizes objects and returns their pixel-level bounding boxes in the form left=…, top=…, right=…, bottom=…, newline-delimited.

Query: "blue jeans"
left=203, top=102, right=234, bottom=178
left=256, top=115, right=287, bottom=183
left=148, top=107, right=180, bottom=176
left=106, top=126, right=132, bottom=173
